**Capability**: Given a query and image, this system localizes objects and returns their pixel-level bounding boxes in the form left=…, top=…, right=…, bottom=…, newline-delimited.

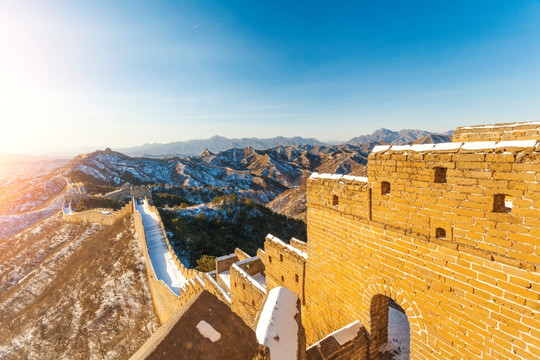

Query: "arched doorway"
left=370, top=295, right=410, bottom=359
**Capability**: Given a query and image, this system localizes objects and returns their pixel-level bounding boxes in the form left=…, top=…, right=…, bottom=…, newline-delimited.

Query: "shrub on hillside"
left=159, top=195, right=306, bottom=267
left=195, top=255, right=216, bottom=272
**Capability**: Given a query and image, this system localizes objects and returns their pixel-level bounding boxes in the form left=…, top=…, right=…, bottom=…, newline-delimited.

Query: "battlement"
left=453, top=121, right=540, bottom=142
left=102, top=184, right=153, bottom=203
left=259, top=235, right=307, bottom=305
left=62, top=201, right=132, bottom=225
left=230, top=257, right=267, bottom=328
left=304, top=130, right=540, bottom=358
left=308, top=138, right=540, bottom=267
left=131, top=198, right=205, bottom=324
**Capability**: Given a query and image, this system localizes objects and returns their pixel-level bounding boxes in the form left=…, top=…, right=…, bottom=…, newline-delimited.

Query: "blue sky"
left=1, top=0, right=540, bottom=154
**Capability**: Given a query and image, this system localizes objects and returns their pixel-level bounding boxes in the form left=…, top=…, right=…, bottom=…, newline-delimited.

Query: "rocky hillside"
left=0, top=213, right=158, bottom=359
left=0, top=167, right=82, bottom=241
left=64, top=145, right=369, bottom=205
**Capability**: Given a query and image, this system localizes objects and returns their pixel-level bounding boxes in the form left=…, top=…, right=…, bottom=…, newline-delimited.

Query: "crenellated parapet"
left=367, top=140, right=540, bottom=266
left=259, top=234, right=307, bottom=305
left=453, top=121, right=540, bottom=142
left=230, top=257, right=267, bottom=328
left=303, top=127, right=540, bottom=358
left=62, top=201, right=132, bottom=225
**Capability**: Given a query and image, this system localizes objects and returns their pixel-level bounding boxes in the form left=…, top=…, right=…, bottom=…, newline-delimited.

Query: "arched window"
left=435, top=227, right=446, bottom=239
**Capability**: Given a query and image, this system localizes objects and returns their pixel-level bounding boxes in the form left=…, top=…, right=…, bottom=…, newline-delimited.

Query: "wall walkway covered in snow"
left=133, top=199, right=204, bottom=324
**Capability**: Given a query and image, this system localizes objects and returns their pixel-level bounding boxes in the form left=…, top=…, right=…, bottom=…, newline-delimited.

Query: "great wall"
left=62, top=121, right=540, bottom=359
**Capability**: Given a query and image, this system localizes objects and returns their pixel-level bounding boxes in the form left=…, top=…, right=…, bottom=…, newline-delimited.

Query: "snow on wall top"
left=134, top=200, right=187, bottom=296
left=371, top=139, right=538, bottom=154
left=311, top=320, right=363, bottom=347
left=266, top=234, right=308, bottom=260
left=232, top=261, right=267, bottom=294
left=216, top=253, right=237, bottom=261
left=256, top=287, right=299, bottom=360
left=459, top=121, right=540, bottom=130
left=309, top=172, right=368, bottom=183
left=205, top=271, right=232, bottom=303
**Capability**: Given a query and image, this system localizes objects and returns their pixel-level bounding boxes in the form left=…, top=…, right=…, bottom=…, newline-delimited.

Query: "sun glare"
left=0, top=2, right=84, bottom=154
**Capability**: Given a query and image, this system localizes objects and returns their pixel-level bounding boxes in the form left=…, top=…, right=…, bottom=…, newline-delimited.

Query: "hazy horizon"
left=0, top=126, right=453, bottom=158
left=2, top=1, right=539, bottom=155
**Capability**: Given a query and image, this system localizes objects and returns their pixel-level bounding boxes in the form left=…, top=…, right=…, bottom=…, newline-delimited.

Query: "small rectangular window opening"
left=434, top=167, right=447, bottom=183
left=381, top=181, right=390, bottom=195
left=332, top=195, right=339, bottom=206
left=295, top=274, right=299, bottom=283
left=493, top=194, right=512, bottom=213
left=279, top=254, right=283, bottom=262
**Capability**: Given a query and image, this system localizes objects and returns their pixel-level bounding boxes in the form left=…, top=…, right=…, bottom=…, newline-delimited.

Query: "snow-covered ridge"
left=309, top=172, right=368, bottom=183
left=372, top=139, right=538, bottom=154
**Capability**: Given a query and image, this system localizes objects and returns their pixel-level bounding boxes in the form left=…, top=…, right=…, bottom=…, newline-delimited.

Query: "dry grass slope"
left=0, top=213, right=159, bottom=360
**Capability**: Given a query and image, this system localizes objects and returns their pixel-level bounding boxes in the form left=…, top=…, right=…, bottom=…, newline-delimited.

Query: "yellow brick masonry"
left=260, top=235, right=307, bottom=304
left=368, top=142, right=540, bottom=266
left=62, top=202, right=133, bottom=225
left=453, top=122, right=540, bottom=142
left=230, top=257, right=267, bottom=328
left=302, top=138, right=540, bottom=359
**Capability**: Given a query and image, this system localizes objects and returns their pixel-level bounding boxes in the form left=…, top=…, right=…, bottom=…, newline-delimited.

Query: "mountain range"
left=116, top=129, right=453, bottom=157
left=347, top=128, right=453, bottom=145
left=66, top=144, right=368, bottom=205
left=117, top=135, right=325, bottom=157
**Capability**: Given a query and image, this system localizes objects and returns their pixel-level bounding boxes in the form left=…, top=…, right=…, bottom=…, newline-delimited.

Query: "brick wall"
left=306, top=321, right=369, bottom=360
left=63, top=202, right=132, bottom=225
left=204, top=271, right=232, bottom=304
left=217, top=253, right=239, bottom=274
left=143, top=201, right=201, bottom=280
left=230, top=257, right=267, bottom=328
left=259, top=235, right=307, bottom=304
left=304, top=171, right=540, bottom=359
left=133, top=202, right=204, bottom=324
left=367, top=141, right=540, bottom=266
left=453, top=122, right=540, bottom=142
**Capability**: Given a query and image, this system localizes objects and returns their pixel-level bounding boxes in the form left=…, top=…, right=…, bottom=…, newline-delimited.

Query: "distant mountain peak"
left=348, top=128, right=451, bottom=145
